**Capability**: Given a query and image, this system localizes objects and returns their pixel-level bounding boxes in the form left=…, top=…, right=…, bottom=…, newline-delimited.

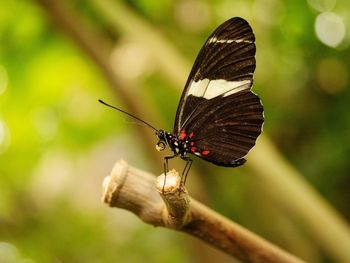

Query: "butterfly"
left=100, top=17, right=264, bottom=183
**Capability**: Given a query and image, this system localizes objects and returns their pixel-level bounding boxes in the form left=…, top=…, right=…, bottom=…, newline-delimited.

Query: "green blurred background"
left=0, top=0, right=349, bottom=262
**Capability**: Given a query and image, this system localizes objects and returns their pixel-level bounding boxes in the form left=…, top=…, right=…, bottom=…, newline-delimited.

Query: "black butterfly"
left=100, top=17, right=264, bottom=183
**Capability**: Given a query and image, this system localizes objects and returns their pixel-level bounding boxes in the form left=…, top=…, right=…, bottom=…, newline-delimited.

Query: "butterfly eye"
left=156, top=141, right=166, bottom=151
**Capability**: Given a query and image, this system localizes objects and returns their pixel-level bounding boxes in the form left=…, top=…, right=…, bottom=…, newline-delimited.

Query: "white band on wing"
left=208, top=37, right=253, bottom=44
left=188, top=78, right=251, bottom=99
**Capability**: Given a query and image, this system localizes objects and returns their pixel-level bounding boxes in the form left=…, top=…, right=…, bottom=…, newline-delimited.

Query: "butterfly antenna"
left=98, top=100, right=158, bottom=132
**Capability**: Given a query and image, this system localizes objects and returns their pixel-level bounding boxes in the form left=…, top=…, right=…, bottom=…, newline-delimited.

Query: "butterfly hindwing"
left=173, top=17, right=263, bottom=166
left=185, top=89, right=263, bottom=166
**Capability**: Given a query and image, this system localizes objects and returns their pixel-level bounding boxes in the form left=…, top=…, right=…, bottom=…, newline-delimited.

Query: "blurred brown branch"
left=103, top=160, right=305, bottom=263
left=35, top=0, right=160, bottom=163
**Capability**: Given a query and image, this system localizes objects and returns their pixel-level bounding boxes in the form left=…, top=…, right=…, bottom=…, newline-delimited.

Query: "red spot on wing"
left=179, top=130, right=186, bottom=140
left=190, top=142, right=195, bottom=146
left=189, top=132, right=194, bottom=138
left=201, top=150, right=210, bottom=155
left=190, top=147, right=197, bottom=153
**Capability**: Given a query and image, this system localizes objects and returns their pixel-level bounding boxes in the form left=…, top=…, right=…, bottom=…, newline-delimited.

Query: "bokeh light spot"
left=0, top=242, right=35, bottom=263
left=32, top=107, right=59, bottom=141
left=315, top=12, right=345, bottom=48
left=175, top=0, right=211, bottom=32
left=110, top=42, right=153, bottom=80
left=0, top=119, right=11, bottom=154
left=307, top=0, right=336, bottom=12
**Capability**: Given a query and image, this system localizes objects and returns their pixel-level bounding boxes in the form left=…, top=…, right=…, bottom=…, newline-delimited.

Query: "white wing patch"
left=187, top=79, right=210, bottom=97
left=208, top=37, right=253, bottom=44
left=188, top=78, right=251, bottom=99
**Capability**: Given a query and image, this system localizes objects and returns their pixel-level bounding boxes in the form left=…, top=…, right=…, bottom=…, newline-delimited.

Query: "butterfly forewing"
left=174, top=17, right=263, bottom=166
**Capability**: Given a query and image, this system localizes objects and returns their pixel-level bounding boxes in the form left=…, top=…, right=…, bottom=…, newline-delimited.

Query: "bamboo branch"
left=103, top=160, right=305, bottom=263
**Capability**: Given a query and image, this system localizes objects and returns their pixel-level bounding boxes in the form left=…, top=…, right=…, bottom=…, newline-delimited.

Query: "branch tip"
left=156, top=169, right=182, bottom=194
left=102, top=159, right=129, bottom=205
left=156, top=170, right=191, bottom=228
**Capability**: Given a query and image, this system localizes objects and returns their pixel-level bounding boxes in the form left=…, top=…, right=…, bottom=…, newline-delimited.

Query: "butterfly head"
left=155, top=129, right=167, bottom=151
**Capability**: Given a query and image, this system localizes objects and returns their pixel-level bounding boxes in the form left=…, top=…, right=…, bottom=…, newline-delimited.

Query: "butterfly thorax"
left=156, top=129, right=189, bottom=157
left=156, top=128, right=210, bottom=158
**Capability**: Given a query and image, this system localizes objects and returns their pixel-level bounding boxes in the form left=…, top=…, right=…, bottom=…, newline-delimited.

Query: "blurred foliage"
left=0, top=0, right=349, bottom=262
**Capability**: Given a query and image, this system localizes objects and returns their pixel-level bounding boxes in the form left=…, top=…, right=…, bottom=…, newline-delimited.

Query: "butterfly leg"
left=162, top=155, right=176, bottom=193
left=164, top=155, right=176, bottom=174
left=181, top=156, right=192, bottom=185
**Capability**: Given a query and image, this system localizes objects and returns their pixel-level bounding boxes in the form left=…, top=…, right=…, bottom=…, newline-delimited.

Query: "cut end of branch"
left=102, top=159, right=129, bottom=206
left=155, top=169, right=182, bottom=193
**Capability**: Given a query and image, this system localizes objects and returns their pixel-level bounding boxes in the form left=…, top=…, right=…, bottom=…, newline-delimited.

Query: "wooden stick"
left=102, top=160, right=305, bottom=263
